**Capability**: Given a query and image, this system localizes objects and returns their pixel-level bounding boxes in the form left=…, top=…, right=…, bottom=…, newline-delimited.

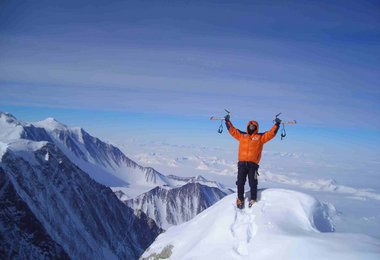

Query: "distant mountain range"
left=0, top=112, right=232, bottom=258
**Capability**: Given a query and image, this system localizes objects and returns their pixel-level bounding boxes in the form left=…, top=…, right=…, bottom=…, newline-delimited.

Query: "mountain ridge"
left=1, top=112, right=229, bottom=198
left=126, top=182, right=230, bottom=229
left=0, top=140, right=162, bottom=259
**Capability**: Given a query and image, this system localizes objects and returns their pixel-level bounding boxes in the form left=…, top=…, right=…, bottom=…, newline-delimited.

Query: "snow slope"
left=32, top=117, right=171, bottom=197
left=142, top=189, right=380, bottom=260
left=117, top=138, right=380, bottom=239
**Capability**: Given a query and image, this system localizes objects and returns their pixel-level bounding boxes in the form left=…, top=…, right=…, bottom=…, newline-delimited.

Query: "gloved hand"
left=224, top=114, right=230, bottom=122
left=275, top=117, right=282, bottom=125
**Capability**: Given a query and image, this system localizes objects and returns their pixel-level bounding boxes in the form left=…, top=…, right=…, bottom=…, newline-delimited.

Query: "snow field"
left=142, top=189, right=380, bottom=260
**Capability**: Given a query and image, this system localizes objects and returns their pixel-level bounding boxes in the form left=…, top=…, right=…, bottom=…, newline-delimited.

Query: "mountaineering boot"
left=248, top=200, right=256, bottom=208
left=236, top=198, right=244, bottom=209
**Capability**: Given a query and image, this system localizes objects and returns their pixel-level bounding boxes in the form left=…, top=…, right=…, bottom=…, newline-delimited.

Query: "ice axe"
left=274, top=112, right=297, bottom=140
left=210, top=109, right=231, bottom=133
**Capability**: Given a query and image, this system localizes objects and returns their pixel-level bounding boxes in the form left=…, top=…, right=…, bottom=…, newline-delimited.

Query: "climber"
left=225, top=115, right=281, bottom=209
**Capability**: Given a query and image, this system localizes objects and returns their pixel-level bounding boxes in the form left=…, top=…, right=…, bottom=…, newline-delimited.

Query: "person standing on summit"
left=225, top=115, right=281, bottom=209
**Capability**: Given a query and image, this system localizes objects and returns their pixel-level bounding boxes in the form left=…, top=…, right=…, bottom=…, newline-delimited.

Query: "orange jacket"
left=226, top=120, right=279, bottom=164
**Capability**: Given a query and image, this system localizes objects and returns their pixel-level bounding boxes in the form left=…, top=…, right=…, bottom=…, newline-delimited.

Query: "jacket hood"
left=247, top=120, right=259, bottom=135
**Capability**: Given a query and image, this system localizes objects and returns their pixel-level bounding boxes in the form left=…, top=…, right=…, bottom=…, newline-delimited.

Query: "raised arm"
left=261, top=123, right=280, bottom=143
left=225, top=118, right=244, bottom=141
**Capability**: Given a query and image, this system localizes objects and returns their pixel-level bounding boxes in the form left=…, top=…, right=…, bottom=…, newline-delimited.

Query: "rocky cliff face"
left=0, top=168, right=69, bottom=259
left=0, top=142, right=162, bottom=259
left=126, top=182, right=229, bottom=230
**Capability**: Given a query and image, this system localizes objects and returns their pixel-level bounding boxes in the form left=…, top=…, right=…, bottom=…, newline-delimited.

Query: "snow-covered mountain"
left=126, top=182, right=231, bottom=229
left=31, top=116, right=174, bottom=198
left=0, top=139, right=162, bottom=259
left=0, top=113, right=233, bottom=246
left=142, top=189, right=380, bottom=260
left=0, top=112, right=229, bottom=199
left=166, top=174, right=232, bottom=192
left=0, top=112, right=172, bottom=197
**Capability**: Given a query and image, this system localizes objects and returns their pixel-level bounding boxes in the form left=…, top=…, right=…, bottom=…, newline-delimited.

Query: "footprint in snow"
left=230, top=204, right=258, bottom=256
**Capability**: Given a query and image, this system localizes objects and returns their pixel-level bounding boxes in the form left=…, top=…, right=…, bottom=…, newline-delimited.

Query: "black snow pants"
left=237, top=161, right=259, bottom=201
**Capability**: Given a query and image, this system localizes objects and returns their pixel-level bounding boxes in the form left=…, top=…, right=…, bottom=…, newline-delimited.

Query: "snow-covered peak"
left=0, top=112, right=20, bottom=124
left=142, top=189, right=380, bottom=259
left=166, top=174, right=232, bottom=194
left=193, top=175, right=207, bottom=182
left=167, top=174, right=208, bottom=184
left=0, top=112, right=24, bottom=142
left=33, top=117, right=69, bottom=131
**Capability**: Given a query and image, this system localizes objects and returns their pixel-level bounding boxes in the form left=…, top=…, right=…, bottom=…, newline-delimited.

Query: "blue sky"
left=1, top=0, right=379, bottom=158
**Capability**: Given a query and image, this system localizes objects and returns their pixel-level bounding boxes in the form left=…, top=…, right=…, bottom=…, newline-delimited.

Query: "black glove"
left=275, top=117, right=282, bottom=125
left=224, top=114, right=230, bottom=122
